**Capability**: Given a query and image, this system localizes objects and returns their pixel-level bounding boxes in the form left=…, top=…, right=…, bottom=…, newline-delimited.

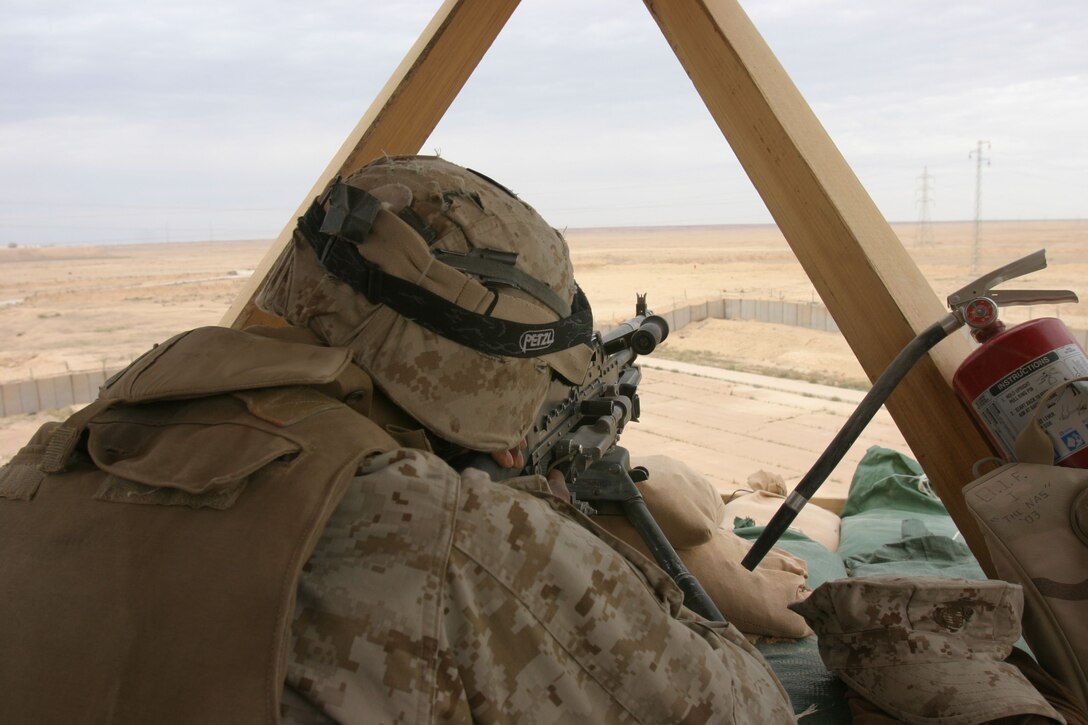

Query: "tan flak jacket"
left=0, top=327, right=397, bottom=724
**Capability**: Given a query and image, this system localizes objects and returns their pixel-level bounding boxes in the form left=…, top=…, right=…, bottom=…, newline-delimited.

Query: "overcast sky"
left=2, top=0, right=1085, bottom=245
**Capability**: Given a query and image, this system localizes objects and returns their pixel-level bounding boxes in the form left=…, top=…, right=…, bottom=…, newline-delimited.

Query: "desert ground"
left=3, top=219, right=1086, bottom=497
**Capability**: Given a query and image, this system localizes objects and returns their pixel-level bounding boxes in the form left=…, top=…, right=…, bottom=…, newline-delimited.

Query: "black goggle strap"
left=301, top=183, right=593, bottom=359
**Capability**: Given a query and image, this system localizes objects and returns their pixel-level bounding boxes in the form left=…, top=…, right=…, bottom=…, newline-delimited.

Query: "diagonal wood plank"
left=221, top=0, right=521, bottom=329
left=643, top=0, right=995, bottom=571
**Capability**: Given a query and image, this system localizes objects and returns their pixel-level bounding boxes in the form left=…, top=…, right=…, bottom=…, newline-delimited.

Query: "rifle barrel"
left=603, top=314, right=670, bottom=355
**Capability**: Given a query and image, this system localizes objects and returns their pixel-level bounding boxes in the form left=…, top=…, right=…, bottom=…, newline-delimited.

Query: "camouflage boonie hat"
left=257, top=156, right=593, bottom=452
left=789, top=576, right=1062, bottom=724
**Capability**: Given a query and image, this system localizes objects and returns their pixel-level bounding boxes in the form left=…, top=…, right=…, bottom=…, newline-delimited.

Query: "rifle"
left=469, top=295, right=724, bottom=622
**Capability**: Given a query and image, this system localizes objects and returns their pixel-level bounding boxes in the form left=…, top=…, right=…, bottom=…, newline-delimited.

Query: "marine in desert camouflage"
left=0, top=156, right=794, bottom=724
left=266, top=155, right=794, bottom=723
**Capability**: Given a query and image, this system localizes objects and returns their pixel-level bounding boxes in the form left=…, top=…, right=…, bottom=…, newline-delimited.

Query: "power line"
left=969, top=140, right=991, bottom=273
left=914, top=166, right=935, bottom=245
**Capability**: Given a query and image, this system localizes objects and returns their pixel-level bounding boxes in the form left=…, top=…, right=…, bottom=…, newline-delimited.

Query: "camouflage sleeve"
left=284, top=449, right=795, bottom=724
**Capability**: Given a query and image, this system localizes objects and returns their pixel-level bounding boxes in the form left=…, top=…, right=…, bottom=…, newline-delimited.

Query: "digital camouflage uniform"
left=254, top=155, right=795, bottom=723
left=282, top=448, right=795, bottom=724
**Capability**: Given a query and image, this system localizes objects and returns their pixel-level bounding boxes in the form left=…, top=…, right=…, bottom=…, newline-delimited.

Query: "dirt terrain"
left=3, top=219, right=1086, bottom=484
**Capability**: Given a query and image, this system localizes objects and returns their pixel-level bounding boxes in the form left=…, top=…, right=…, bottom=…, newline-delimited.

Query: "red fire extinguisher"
left=949, top=250, right=1088, bottom=467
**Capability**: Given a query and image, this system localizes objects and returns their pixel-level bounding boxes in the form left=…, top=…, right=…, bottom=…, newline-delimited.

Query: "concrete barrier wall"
left=714, top=297, right=839, bottom=332
left=1, top=368, right=119, bottom=418
left=5, top=298, right=1088, bottom=418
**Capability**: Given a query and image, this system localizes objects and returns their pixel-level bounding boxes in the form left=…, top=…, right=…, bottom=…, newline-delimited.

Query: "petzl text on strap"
left=301, top=182, right=593, bottom=358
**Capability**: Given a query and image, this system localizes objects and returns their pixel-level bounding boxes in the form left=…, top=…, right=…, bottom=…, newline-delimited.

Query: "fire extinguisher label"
left=970, top=343, right=1088, bottom=463
left=986, top=351, right=1061, bottom=397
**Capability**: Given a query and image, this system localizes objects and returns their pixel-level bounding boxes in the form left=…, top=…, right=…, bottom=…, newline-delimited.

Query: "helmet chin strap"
left=300, top=181, right=594, bottom=359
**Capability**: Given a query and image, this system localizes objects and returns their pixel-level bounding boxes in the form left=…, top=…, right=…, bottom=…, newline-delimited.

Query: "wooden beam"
left=221, top=0, right=521, bottom=329
left=644, top=0, right=996, bottom=571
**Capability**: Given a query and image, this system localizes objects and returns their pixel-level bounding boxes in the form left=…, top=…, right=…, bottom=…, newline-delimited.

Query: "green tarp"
left=837, top=446, right=986, bottom=580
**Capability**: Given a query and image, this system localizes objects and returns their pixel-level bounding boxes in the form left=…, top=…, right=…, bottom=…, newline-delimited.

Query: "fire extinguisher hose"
left=741, top=318, right=954, bottom=570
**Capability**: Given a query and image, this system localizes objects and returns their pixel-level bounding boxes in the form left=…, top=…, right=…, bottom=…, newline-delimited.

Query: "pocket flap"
left=87, top=405, right=299, bottom=494
left=103, top=327, right=353, bottom=404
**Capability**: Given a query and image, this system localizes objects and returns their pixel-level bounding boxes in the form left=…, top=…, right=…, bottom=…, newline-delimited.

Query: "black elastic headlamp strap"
left=301, top=182, right=593, bottom=358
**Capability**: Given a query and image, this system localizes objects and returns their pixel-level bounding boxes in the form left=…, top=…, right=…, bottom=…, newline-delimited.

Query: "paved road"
left=621, top=358, right=912, bottom=508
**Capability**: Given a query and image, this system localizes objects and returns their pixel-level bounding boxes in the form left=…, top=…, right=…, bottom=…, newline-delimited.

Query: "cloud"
left=1, top=0, right=1085, bottom=244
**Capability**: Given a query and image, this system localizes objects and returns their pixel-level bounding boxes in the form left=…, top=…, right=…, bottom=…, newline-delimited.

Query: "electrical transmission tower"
left=969, top=140, right=991, bottom=273
left=915, top=166, right=935, bottom=245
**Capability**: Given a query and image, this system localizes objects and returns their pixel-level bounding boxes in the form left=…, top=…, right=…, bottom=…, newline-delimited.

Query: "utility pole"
left=969, top=140, right=991, bottom=273
left=915, top=166, right=935, bottom=245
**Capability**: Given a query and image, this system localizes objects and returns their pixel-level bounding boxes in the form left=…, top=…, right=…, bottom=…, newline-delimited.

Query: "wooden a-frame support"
left=222, top=0, right=997, bottom=572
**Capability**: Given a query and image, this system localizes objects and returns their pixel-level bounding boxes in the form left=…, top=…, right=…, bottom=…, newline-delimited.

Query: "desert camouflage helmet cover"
left=789, top=576, right=1063, bottom=724
left=257, top=156, right=593, bottom=451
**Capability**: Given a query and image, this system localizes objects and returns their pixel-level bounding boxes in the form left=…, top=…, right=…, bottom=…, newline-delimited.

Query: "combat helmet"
left=257, top=156, right=593, bottom=452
